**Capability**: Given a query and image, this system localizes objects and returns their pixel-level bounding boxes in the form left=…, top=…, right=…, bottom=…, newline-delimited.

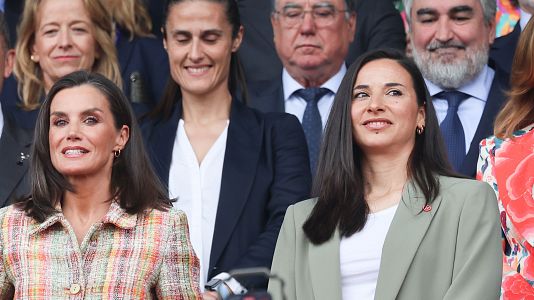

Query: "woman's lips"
left=362, top=119, right=392, bottom=130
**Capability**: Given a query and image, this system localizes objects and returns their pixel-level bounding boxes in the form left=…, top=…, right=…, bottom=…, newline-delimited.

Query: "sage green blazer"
left=268, top=176, right=502, bottom=300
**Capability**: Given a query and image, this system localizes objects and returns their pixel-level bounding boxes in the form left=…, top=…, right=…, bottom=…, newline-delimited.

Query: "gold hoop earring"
left=114, top=149, right=121, bottom=158
left=416, top=124, right=425, bottom=135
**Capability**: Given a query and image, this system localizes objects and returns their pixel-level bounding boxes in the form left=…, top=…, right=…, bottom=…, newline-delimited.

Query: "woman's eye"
left=203, top=35, right=218, bottom=43
left=72, top=27, right=87, bottom=33
left=53, top=119, right=67, bottom=126
left=353, top=92, right=369, bottom=100
left=387, top=89, right=402, bottom=96
left=43, top=29, right=58, bottom=36
left=84, top=116, right=98, bottom=125
left=175, top=35, right=190, bottom=44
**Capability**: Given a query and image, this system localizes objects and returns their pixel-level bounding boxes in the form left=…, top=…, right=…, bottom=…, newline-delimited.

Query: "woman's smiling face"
left=351, top=58, right=425, bottom=155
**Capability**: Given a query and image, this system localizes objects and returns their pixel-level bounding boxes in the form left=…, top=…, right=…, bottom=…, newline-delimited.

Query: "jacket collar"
left=29, top=201, right=138, bottom=235
left=374, top=180, right=444, bottom=299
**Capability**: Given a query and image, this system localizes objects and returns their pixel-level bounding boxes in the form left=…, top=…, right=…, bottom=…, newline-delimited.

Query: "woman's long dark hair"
left=303, top=49, right=457, bottom=244
left=15, top=71, right=172, bottom=222
left=148, top=0, right=248, bottom=120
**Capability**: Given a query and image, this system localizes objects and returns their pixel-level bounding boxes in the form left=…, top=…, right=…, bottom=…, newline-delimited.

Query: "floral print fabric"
left=478, top=124, right=534, bottom=299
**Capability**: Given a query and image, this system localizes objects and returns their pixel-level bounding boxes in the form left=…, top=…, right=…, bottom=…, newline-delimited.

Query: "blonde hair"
left=494, top=18, right=534, bottom=138
left=111, top=0, right=153, bottom=40
left=14, top=0, right=122, bottom=110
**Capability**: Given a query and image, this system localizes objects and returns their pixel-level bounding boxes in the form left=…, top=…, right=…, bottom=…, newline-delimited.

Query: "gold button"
left=69, top=283, right=81, bottom=295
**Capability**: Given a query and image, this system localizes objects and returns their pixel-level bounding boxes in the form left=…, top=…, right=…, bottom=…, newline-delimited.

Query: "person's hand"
left=202, top=291, right=220, bottom=300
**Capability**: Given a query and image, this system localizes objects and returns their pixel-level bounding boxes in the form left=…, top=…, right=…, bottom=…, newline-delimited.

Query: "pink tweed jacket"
left=0, top=201, right=201, bottom=299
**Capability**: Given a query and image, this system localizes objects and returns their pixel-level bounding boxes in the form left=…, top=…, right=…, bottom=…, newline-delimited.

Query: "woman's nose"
left=366, top=95, right=385, bottom=112
left=66, top=124, right=81, bottom=141
left=188, top=39, right=204, bottom=62
left=57, top=28, right=73, bottom=48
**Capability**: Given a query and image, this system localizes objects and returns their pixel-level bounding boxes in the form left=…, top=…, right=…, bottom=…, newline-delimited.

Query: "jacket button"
left=69, top=283, right=81, bottom=295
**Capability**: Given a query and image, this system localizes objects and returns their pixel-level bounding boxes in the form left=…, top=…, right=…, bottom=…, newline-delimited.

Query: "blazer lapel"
left=460, top=66, right=508, bottom=177
left=145, top=104, right=181, bottom=185
left=0, top=118, right=32, bottom=206
left=308, top=230, right=343, bottom=300
left=375, top=181, right=444, bottom=299
left=209, top=100, right=263, bottom=270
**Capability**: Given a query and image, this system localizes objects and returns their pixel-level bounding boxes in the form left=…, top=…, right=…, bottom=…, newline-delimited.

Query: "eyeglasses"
left=274, top=4, right=349, bottom=28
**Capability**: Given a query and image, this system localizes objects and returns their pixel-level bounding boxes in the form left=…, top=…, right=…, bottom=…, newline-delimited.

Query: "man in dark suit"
left=0, top=11, right=32, bottom=207
left=404, top=0, right=508, bottom=178
left=249, top=0, right=358, bottom=175
left=239, top=0, right=406, bottom=82
left=490, top=0, right=533, bottom=73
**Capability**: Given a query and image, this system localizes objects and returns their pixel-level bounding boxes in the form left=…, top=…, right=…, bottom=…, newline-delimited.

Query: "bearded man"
left=404, top=0, right=509, bottom=177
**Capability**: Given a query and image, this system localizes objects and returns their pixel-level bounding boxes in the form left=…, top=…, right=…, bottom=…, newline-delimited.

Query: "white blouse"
left=339, top=204, right=398, bottom=300
left=168, top=119, right=229, bottom=290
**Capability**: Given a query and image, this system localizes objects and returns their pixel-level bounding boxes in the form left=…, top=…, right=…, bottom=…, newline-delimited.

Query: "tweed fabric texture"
left=0, top=202, right=201, bottom=299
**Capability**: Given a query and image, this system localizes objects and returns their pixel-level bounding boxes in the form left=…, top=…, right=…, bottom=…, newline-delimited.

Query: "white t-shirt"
left=339, top=204, right=398, bottom=300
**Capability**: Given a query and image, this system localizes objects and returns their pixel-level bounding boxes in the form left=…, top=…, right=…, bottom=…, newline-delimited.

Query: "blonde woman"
left=7, top=0, right=120, bottom=128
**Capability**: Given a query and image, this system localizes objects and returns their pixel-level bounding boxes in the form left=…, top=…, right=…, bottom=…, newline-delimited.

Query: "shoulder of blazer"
left=116, top=28, right=167, bottom=71
left=246, top=78, right=284, bottom=113
left=491, top=22, right=521, bottom=51
left=438, top=175, right=484, bottom=190
left=288, top=197, right=318, bottom=224
left=437, top=176, right=494, bottom=206
left=490, top=24, right=520, bottom=73
left=258, top=110, right=301, bottom=128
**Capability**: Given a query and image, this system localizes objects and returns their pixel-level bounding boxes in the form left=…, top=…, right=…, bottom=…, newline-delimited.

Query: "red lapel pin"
left=423, top=204, right=432, bottom=212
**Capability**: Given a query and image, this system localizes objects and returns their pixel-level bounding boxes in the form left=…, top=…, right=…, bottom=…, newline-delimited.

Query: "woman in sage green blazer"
left=268, top=50, right=502, bottom=300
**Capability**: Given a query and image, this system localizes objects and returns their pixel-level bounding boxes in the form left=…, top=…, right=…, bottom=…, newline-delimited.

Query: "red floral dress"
left=477, top=124, right=534, bottom=299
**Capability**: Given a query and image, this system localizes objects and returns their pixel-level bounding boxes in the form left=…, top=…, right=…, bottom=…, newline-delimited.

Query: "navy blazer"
left=490, top=22, right=520, bottom=74
left=143, top=99, right=312, bottom=282
left=116, top=28, right=169, bottom=111
left=0, top=108, right=32, bottom=207
left=458, top=64, right=509, bottom=178
left=247, top=78, right=285, bottom=114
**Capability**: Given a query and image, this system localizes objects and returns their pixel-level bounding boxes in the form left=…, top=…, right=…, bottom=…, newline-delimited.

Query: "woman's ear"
left=231, top=25, right=244, bottom=52
left=417, top=105, right=426, bottom=126
left=30, top=43, right=40, bottom=63
left=116, top=125, right=130, bottom=149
